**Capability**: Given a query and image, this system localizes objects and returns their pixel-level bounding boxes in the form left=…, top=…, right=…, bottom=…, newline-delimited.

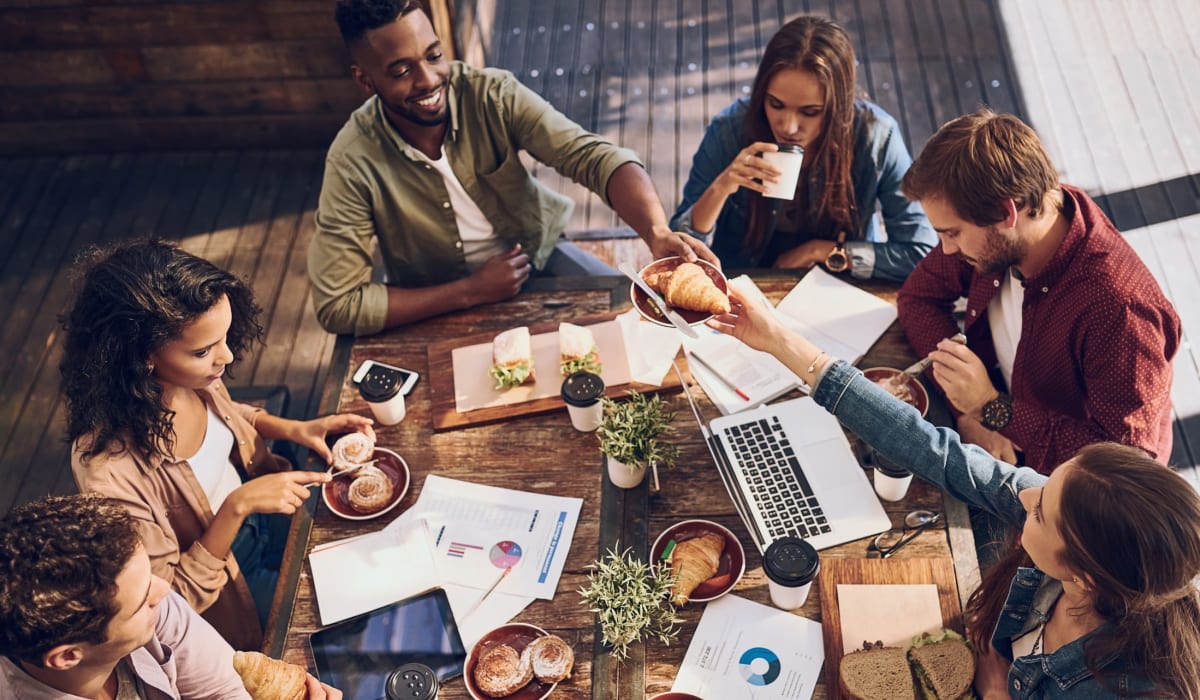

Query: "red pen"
left=687, top=351, right=751, bottom=401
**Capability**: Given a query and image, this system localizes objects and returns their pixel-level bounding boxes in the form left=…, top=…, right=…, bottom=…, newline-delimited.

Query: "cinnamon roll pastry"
left=527, top=634, right=574, bottom=683
left=347, top=469, right=392, bottom=511
left=331, top=432, right=375, bottom=470
left=473, top=643, right=535, bottom=697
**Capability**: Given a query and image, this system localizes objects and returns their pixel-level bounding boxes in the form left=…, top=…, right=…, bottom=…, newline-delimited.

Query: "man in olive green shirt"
left=310, top=0, right=717, bottom=335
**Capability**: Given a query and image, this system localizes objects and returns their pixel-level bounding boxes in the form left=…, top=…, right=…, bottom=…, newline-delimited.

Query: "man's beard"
left=962, top=225, right=1025, bottom=275
left=384, top=84, right=449, bottom=128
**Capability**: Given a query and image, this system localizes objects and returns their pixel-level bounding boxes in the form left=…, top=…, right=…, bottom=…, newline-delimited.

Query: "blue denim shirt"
left=812, top=360, right=1163, bottom=698
left=670, top=99, right=935, bottom=281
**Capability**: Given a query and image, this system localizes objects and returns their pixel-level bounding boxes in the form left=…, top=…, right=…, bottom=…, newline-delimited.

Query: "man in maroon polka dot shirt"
left=896, top=109, right=1180, bottom=475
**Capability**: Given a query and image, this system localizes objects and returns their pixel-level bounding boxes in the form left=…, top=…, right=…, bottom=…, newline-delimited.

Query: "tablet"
left=310, top=588, right=466, bottom=700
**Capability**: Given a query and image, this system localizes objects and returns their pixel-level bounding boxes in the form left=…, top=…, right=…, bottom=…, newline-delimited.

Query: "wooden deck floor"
left=2, top=0, right=1198, bottom=515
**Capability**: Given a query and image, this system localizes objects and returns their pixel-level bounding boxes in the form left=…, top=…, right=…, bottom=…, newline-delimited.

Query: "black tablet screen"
left=309, top=588, right=466, bottom=700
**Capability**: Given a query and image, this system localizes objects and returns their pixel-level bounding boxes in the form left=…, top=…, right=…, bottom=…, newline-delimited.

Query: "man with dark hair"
left=0, top=495, right=339, bottom=699
left=309, top=0, right=718, bottom=334
left=897, top=109, right=1179, bottom=475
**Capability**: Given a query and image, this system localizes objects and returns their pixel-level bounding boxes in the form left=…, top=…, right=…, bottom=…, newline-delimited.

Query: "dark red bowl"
left=321, top=448, right=410, bottom=521
left=632, top=257, right=729, bottom=327
left=650, top=519, right=746, bottom=603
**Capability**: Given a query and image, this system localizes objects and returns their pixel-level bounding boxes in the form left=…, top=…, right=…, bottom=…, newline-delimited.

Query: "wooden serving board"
left=817, top=557, right=962, bottom=700
left=427, top=311, right=683, bottom=431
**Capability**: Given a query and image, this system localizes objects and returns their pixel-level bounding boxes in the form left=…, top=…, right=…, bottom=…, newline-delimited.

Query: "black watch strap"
left=981, top=393, right=1013, bottom=431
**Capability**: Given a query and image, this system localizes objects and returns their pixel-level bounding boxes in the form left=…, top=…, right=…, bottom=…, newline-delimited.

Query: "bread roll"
left=232, top=651, right=307, bottom=700
left=527, top=634, right=574, bottom=683
left=331, top=432, right=374, bottom=470
left=668, top=532, right=725, bottom=605
left=347, top=467, right=392, bottom=511
left=473, top=643, right=534, bottom=697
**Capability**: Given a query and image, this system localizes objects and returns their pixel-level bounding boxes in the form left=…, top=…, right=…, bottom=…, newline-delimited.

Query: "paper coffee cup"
left=760, top=145, right=804, bottom=200
left=360, top=368, right=407, bottom=426
left=561, top=371, right=605, bottom=432
left=872, top=453, right=913, bottom=502
left=762, top=537, right=819, bottom=610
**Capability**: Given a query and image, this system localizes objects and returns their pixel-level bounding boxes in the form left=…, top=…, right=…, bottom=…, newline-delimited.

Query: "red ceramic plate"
left=649, top=693, right=706, bottom=700
left=464, top=623, right=558, bottom=700
left=862, top=367, right=930, bottom=418
left=632, top=257, right=729, bottom=327
left=650, top=519, right=746, bottom=604
left=321, top=447, right=410, bottom=521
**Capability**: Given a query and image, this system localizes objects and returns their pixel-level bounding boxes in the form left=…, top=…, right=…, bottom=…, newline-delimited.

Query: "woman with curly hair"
left=671, top=15, right=935, bottom=280
left=61, top=240, right=374, bottom=650
left=709, top=287, right=1200, bottom=699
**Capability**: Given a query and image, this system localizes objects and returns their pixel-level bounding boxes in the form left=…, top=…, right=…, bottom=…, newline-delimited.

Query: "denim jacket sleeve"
left=812, top=359, right=1045, bottom=524
left=849, top=103, right=937, bottom=282
left=671, top=100, right=747, bottom=241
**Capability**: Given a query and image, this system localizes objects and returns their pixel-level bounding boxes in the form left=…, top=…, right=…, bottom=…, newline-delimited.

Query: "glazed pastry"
left=331, top=432, right=374, bottom=470
left=668, top=532, right=725, bottom=605
left=527, top=634, right=574, bottom=683
left=232, top=651, right=307, bottom=700
left=473, top=643, right=535, bottom=697
left=347, top=469, right=392, bottom=511
left=664, top=263, right=730, bottom=315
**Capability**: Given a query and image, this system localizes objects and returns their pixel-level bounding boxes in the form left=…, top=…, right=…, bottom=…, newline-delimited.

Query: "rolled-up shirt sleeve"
left=308, top=153, right=391, bottom=336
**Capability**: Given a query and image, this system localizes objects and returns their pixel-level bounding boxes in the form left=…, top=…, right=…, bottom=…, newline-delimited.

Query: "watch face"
left=982, top=396, right=1013, bottom=430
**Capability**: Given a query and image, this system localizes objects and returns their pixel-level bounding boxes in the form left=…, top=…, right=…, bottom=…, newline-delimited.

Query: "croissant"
left=669, top=532, right=725, bottom=605
left=474, top=643, right=535, bottom=697
left=233, top=651, right=307, bottom=700
left=664, top=263, right=731, bottom=315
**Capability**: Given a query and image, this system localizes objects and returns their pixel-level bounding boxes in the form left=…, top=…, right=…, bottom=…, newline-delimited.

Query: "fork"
left=306, top=459, right=379, bottom=488
left=887, top=332, right=966, bottom=388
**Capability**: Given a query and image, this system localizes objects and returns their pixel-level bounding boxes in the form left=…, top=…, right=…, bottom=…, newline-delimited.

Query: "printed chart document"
left=775, top=267, right=897, bottom=364
left=673, top=595, right=824, bottom=699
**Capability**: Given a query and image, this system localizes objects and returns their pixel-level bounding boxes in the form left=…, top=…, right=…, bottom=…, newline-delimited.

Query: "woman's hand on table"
left=305, top=674, right=343, bottom=700
left=772, top=240, right=838, bottom=270
left=291, top=414, right=376, bottom=465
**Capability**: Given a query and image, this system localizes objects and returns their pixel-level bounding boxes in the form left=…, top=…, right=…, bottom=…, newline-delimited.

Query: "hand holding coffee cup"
left=719, top=142, right=785, bottom=197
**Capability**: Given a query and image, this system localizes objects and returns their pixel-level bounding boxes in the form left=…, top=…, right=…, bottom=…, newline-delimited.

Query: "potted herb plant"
left=578, top=545, right=680, bottom=661
left=597, top=391, right=679, bottom=489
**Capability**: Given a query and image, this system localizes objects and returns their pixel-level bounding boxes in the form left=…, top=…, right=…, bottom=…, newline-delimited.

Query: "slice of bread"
left=839, top=642, right=916, bottom=700
left=908, top=633, right=974, bottom=700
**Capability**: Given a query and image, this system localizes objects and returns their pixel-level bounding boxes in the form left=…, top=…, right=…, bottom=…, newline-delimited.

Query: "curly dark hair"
left=0, top=494, right=141, bottom=663
left=60, top=240, right=263, bottom=463
left=335, top=0, right=425, bottom=47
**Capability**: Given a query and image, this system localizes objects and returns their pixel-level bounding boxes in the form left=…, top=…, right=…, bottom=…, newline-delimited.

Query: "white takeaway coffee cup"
left=760, top=145, right=804, bottom=200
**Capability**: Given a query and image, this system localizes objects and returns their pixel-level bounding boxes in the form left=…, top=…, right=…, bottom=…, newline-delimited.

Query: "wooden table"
left=265, top=272, right=978, bottom=699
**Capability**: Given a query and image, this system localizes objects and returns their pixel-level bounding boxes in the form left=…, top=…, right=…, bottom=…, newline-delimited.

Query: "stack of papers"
left=307, top=475, right=583, bottom=647
left=687, top=270, right=897, bottom=415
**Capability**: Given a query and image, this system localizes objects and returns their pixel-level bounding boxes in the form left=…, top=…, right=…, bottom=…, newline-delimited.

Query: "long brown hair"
left=965, top=444, right=1200, bottom=697
left=743, top=15, right=858, bottom=254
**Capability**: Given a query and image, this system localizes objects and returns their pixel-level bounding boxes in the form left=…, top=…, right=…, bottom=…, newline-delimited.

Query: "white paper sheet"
left=672, top=595, right=824, bottom=700
left=615, top=309, right=684, bottom=384
left=451, top=319, right=633, bottom=413
left=774, top=267, right=898, bottom=364
left=836, top=584, right=944, bottom=655
left=684, top=326, right=803, bottom=415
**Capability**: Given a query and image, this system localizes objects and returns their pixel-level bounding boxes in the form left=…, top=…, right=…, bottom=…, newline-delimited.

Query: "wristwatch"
left=981, top=393, right=1013, bottom=431
left=824, top=231, right=849, bottom=273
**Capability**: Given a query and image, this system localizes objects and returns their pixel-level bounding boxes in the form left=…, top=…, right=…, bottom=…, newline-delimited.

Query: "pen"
left=687, top=351, right=750, bottom=401
left=463, top=565, right=513, bottom=620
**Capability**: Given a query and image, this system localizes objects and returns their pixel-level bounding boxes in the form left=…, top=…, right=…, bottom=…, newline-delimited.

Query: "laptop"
left=674, top=363, right=890, bottom=553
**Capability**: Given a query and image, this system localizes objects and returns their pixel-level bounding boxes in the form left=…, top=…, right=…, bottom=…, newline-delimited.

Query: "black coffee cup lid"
left=386, top=662, right=439, bottom=700
left=360, top=368, right=403, bottom=402
left=872, top=454, right=911, bottom=478
left=763, top=537, right=819, bottom=586
left=561, top=371, right=605, bottom=406
left=775, top=143, right=804, bottom=154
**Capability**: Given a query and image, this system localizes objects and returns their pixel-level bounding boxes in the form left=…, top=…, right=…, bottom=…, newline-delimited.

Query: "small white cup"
left=760, top=145, right=804, bottom=200
left=873, top=467, right=914, bottom=502
left=762, top=537, right=819, bottom=610
left=360, top=367, right=407, bottom=426
left=561, top=371, right=605, bottom=432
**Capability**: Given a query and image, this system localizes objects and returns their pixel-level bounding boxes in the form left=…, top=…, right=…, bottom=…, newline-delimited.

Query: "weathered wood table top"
left=265, top=272, right=978, bottom=700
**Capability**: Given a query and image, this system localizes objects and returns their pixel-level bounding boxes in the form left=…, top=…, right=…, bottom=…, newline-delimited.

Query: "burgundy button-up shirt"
left=897, top=185, right=1180, bottom=474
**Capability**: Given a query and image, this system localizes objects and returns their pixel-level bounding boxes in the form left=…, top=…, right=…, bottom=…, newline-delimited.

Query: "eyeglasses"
left=867, top=510, right=942, bottom=559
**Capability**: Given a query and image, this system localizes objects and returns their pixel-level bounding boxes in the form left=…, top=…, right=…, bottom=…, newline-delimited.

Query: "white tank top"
left=186, top=405, right=242, bottom=513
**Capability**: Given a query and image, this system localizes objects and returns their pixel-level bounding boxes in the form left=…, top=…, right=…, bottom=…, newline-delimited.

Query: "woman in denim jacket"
left=708, top=288, right=1200, bottom=699
left=670, top=15, right=935, bottom=281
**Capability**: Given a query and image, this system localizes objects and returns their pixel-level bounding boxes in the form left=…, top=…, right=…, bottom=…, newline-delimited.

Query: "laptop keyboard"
left=724, top=416, right=832, bottom=540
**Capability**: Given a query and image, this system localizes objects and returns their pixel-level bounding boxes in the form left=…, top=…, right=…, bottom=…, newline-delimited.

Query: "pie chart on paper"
left=489, top=540, right=523, bottom=568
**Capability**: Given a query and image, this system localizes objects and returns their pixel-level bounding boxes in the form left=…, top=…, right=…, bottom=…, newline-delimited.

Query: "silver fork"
left=887, top=332, right=966, bottom=388
left=306, top=459, right=379, bottom=488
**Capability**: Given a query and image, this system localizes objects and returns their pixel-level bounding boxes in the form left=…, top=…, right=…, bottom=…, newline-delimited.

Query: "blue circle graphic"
left=738, top=646, right=782, bottom=686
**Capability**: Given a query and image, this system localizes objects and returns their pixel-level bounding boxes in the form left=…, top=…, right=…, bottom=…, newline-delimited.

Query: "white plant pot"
left=606, top=456, right=647, bottom=489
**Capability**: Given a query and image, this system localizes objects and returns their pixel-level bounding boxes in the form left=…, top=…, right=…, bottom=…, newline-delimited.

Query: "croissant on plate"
left=233, top=651, right=307, bottom=700
left=663, top=263, right=731, bottom=315
left=668, top=532, right=725, bottom=605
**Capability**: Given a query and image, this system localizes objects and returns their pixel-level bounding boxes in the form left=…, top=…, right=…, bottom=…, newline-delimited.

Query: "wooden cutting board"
left=426, top=311, right=683, bottom=431
left=817, top=557, right=962, bottom=700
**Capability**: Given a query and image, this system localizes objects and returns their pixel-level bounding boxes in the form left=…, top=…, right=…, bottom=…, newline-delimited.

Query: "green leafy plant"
left=578, top=545, right=681, bottom=661
left=597, top=391, right=679, bottom=471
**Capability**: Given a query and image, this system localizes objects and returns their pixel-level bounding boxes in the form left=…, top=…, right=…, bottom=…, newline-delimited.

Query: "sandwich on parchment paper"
left=489, top=326, right=535, bottom=390
left=558, top=322, right=601, bottom=376
left=839, top=630, right=976, bottom=700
